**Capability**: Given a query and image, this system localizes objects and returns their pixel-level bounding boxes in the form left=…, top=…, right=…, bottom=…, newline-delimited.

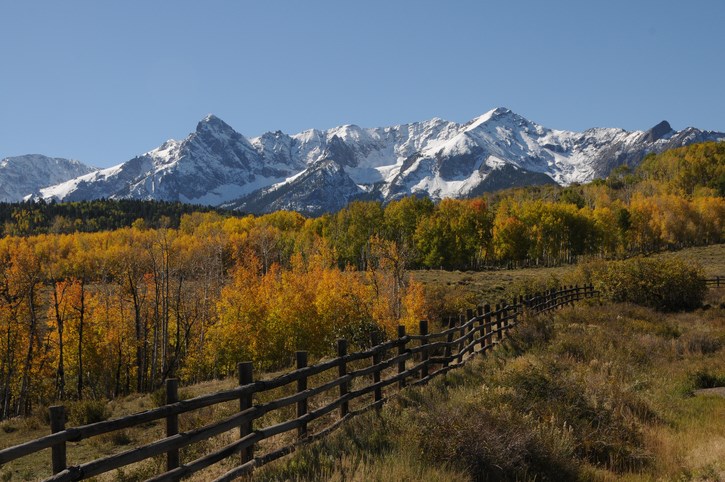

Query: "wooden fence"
left=706, top=276, right=724, bottom=288
left=0, top=284, right=597, bottom=481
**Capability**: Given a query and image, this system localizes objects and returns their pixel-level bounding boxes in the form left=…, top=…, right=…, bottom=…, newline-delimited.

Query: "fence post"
left=548, top=289, right=554, bottom=310
left=165, top=378, right=180, bottom=473
left=502, top=301, right=510, bottom=336
left=457, top=313, right=466, bottom=364
left=511, top=296, right=518, bottom=317
left=337, top=339, right=349, bottom=417
left=566, top=285, right=572, bottom=306
left=238, top=361, right=254, bottom=464
left=296, top=351, right=308, bottom=440
left=49, top=405, right=66, bottom=475
left=483, top=304, right=492, bottom=350
left=549, top=288, right=554, bottom=310
left=496, top=304, right=503, bottom=343
left=397, top=326, right=407, bottom=389
left=371, top=332, right=383, bottom=407
left=476, top=306, right=485, bottom=351
left=466, top=309, right=474, bottom=356
left=443, top=317, right=455, bottom=367
left=557, top=288, right=562, bottom=307
left=419, top=320, right=429, bottom=381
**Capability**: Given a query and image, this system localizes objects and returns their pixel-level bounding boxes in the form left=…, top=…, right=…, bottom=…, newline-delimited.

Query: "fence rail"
left=706, top=276, right=724, bottom=287
left=0, top=284, right=597, bottom=481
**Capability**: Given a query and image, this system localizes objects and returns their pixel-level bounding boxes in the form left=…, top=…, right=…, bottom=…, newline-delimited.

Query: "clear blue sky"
left=1, top=0, right=723, bottom=168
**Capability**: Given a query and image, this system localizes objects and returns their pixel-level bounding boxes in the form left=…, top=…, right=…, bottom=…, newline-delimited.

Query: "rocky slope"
left=0, top=155, right=96, bottom=202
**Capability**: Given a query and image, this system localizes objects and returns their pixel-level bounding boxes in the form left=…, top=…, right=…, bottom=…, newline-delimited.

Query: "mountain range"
left=4, top=108, right=724, bottom=215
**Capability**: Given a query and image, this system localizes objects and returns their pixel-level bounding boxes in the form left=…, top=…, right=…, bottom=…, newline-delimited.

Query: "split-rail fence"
left=1, top=285, right=598, bottom=481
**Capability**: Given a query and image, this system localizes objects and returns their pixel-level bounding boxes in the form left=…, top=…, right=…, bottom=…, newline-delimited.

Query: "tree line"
left=0, top=198, right=235, bottom=236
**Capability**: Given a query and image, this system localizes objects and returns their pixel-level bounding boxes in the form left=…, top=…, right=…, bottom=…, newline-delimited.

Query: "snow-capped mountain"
left=32, top=108, right=725, bottom=215
left=40, top=115, right=304, bottom=205
left=0, top=155, right=96, bottom=203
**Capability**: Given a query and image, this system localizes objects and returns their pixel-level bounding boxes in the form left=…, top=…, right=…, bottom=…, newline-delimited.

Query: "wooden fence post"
left=557, top=288, right=562, bottom=307
left=496, top=303, right=503, bottom=343
left=397, top=326, right=406, bottom=389
left=511, top=296, right=518, bottom=317
left=503, top=302, right=511, bottom=336
left=549, top=289, right=554, bottom=310
left=296, top=351, right=308, bottom=440
left=457, top=313, right=466, bottom=364
left=419, top=320, right=429, bottom=380
left=371, top=333, right=382, bottom=407
left=49, top=405, right=66, bottom=475
left=483, top=304, right=491, bottom=350
left=476, top=306, right=485, bottom=351
left=337, top=339, right=349, bottom=417
left=165, top=378, right=180, bottom=473
left=443, top=317, right=455, bottom=367
left=549, top=288, right=556, bottom=310
left=466, top=309, right=474, bottom=356
left=238, top=361, right=254, bottom=464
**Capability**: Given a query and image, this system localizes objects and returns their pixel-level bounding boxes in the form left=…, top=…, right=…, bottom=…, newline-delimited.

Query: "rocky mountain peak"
left=195, top=114, right=238, bottom=138
left=642, top=120, right=674, bottom=143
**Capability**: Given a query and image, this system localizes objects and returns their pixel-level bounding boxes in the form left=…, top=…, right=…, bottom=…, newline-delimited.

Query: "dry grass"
left=251, top=302, right=725, bottom=481
left=411, top=244, right=725, bottom=307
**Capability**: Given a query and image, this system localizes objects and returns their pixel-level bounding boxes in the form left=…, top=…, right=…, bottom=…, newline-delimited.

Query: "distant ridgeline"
left=0, top=198, right=242, bottom=235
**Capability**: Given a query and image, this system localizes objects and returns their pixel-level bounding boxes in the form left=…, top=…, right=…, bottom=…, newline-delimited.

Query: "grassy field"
left=412, top=243, right=725, bottom=305
left=0, top=244, right=723, bottom=481
left=253, top=298, right=725, bottom=481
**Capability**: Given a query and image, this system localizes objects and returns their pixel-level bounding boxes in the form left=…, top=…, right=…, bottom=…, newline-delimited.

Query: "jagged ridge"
left=0, top=155, right=96, bottom=203
left=17, top=108, right=725, bottom=215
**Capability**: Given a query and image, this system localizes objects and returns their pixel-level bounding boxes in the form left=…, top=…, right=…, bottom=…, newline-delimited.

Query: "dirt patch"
left=694, top=387, right=725, bottom=398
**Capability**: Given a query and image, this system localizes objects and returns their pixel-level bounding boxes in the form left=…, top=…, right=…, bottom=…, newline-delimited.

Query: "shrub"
left=101, top=429, right=134, bottom=446
left=690, top=369, right=725, bottom=389
left=412, top=391, right=579, bottom=481
left=67, top=399, right=110, bottom=426
left=490, top=358, right=653, bottom=472
left=580, top=257, right=706, bottom=311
